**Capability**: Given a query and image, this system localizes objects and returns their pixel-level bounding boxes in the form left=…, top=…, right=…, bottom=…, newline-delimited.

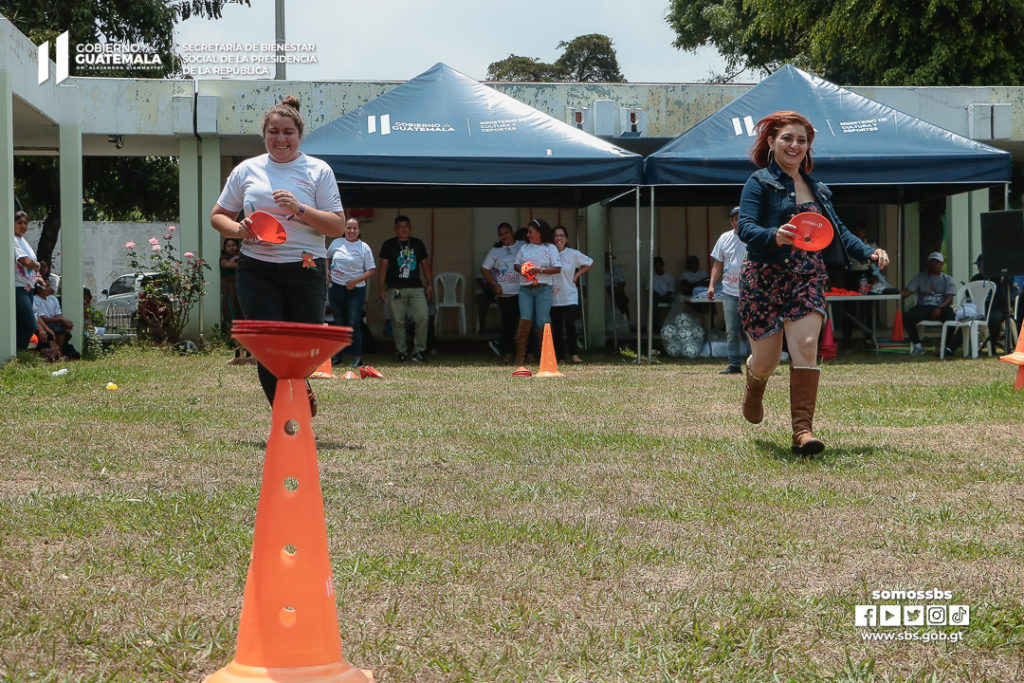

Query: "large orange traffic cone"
left=1000, top=319, right=1024, bottom=391
left=211, top=322, right=371, bottom=683
left=534, top=323, right=564, bottom=378
left=891, top=309, right=905, bottom=342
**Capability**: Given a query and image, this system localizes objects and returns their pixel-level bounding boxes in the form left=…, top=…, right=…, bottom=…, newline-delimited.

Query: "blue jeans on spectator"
left=328, top=282, right=367, bottom=363
left=236, top=254, right=327, bottom=405
left=518, top=284, right=553, bottom=329
left=722, top=292, right=744, bottom=369
left=15, top=287, right=37, bottom=350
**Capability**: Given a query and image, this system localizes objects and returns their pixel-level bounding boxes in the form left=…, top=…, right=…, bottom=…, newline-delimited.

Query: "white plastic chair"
left=433, top=272, right=466, bottom=334
left=919, top=280, right=996, bottom=358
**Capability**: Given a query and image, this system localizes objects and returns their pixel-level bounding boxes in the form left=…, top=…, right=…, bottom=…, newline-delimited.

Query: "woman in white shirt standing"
left=512, top=218, right=561, bottom=371
left=13, top=210, right=41, bottom=350
left=550, top=225, right=593, bottom=364
left=327, top=218, right=376, bottom=367
left=210, top=95, right=345, bottom=413
left=479, top=222, right=524, bottom=363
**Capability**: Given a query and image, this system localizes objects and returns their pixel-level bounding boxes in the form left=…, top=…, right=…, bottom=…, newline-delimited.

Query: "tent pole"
left=647, top=186, right=656, bottom=361
left=608, top=203, right=618, bottom=351
left=635, top=186, right=642, bottom=363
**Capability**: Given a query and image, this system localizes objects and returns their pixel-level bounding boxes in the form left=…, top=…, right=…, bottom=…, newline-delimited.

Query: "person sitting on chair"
left=901, top=251, right=956, bottom=356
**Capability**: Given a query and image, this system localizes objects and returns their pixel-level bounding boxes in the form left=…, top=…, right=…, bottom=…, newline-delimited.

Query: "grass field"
left=1, top=345, right=1022, bottom=682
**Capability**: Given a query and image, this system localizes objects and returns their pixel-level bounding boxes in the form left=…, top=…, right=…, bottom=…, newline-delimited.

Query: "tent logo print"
left=38, top=31, right=70, bottom=85
left=732, top=115, right=756, bottom=137
left=367, top=114, right=392, bottom=136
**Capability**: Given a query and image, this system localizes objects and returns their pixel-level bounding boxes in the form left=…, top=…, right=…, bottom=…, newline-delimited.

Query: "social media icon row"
left=855, top=605, right=969, bottom=627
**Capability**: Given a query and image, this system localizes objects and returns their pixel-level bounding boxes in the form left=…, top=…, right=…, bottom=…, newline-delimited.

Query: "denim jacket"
left=737, top=161, right=876, bottom=266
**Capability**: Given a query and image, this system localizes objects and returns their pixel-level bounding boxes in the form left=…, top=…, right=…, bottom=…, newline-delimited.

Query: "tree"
left=2, top=0, right=248, bottom=262
left=554, top=34, right=625, bottom=83
left=666, top=0, right=1024, bottom=86
left=487, top=34, right=627, bottom=83
left=486, top=55, right=562, bottom=82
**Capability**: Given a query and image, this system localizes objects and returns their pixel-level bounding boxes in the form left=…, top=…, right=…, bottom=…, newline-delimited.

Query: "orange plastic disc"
left=248, top=211, right=287, bottom=244
left=788, top=212, right=834, bottom=252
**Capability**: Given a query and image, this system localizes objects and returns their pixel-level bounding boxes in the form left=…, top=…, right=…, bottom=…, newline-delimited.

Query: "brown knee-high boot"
left=790, top=366, right=824, bottom=454
left=514, top=319, right=533, bottom=366
left=743, top=357, right=771, bottom=424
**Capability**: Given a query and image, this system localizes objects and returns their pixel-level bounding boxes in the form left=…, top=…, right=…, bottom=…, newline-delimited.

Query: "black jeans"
left=497, top=295, right=520, bottom=355
left=550, top=304, right=579, bottom=359
left=236, top=255, right=327, bottom=404
left=903, top=304, right=954, bottom=344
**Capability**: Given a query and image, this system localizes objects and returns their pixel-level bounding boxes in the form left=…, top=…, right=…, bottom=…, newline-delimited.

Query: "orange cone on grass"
left=210, top=322, right=371, bottom=683
left=1000, top=319, right=1024, bottom=391
left=534, top=323, right=564, bottom=378
left=891, top=309, right=905, bottom=342
left=310, top=325, right=337, bottom=379
left=341, top=369, right=359, bottom=379
left=818, top=318, right=838, bottom=361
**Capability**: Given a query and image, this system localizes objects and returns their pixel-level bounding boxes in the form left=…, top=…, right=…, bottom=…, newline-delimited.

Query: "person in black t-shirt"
left=378, top=215, right=433, bottom=362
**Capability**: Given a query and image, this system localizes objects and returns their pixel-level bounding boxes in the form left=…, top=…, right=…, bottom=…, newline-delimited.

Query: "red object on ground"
left=891, top=309, right=905, bottom=342
left=358, top=365, right=383, bottom=379
left=819, top=318, right=838, bottom=361
left=789, top=212, right=834, bottom=252
left=248, top=211, right=287, bottom=244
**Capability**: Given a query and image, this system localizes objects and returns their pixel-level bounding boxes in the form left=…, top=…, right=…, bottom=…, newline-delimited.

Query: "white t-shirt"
left=327, top=238, right=375, bottom=287
left=481, top=240, right=525, bottom=296
left=14, top=235, right=37, bottom=288
left=216, top=153, right=343, bottom=263
left=652, top=271, right=676, bottom=297
left=515, top=242, right=561, bottom=286
left=33, top=293, right=62, bottom=318
left=710, top=230, right=747, bottom=298
left=552, top=247, right=594, bottom=306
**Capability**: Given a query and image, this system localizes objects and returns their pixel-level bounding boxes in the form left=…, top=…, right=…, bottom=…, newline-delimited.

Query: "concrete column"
left=59, top=123, right=83, bottom=355
left=945, top=192, right=973, bottom=285
left=585, top=202, right=606, bottom=348
left=967, top=187, right=987, bottom=270
left=200, top=136, right=222, bottom=334
left=1, top=71, right=15, bottom=361
left=178, top=137, right=200, bottom=340
left=902, top=202, right=921, bottom=286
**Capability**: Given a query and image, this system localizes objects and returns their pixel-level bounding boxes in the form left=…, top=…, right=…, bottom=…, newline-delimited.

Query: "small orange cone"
left=511, top=366, right=533, bottom=377
left=358, top=366, right=383, bottom=379
left=818, top=318, right=838, bottom=361
left=341, top=370, right=359, bottom=379
left=891, top=309, right=905, bottom=342
left=534, top=323, right=564, bottom=378
left=310, top=357, right=336, bottom=379
left=310, top=326, right=337, bottom=379
left=1000, top=319, right=1024, bottom=391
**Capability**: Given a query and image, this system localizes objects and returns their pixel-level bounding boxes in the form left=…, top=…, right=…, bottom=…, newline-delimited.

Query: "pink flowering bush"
left=125, top=228, right=209, bottom=343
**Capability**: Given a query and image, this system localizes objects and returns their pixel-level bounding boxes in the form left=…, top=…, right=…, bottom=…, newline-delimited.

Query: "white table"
left=826, top=293, right=902, bottom=353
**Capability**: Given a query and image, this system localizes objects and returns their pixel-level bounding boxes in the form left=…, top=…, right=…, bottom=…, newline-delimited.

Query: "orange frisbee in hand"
left=788, top=212, right=834, bottom=252
left=248, top=211, right=287, bottom=244
left=520, top=261, right=538, bottom=282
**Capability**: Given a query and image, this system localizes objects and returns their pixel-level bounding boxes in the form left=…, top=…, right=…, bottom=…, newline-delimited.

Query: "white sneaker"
left=909, top=342, right=924, bottom=356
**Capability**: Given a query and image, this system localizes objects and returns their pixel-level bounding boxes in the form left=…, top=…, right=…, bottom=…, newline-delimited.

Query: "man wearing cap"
left=707, top=207, right=748, bottom=374
left=900, top=251, right=957, bottom=355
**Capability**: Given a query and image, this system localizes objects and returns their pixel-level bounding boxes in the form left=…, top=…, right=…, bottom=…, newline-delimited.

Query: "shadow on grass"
left=754, top=438, right=892, bottom=464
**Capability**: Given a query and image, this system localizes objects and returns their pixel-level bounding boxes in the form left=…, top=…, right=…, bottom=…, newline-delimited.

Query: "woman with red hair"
left=736, top=111, right=889, bottom=454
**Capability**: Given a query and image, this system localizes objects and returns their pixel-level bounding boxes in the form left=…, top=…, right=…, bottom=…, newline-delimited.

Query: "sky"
left=172, top=0, right=741, bottom=83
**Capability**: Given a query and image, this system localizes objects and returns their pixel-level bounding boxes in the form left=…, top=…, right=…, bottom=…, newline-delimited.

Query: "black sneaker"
left=395, top=352, right=407, bottom=362
left=720, top=365, right=742, bottom=375
left=410, top=351, right=425, bottom=363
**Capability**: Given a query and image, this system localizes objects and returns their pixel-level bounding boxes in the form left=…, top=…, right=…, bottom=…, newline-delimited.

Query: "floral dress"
left=739, top=201, right=828, bottom=341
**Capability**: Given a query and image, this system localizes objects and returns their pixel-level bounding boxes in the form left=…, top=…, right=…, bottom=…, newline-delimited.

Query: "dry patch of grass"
left=1, top=347, right=1022, bottom=681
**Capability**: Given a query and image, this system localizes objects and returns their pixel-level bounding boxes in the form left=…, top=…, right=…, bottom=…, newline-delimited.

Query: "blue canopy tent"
left=637, top=65, right=1012, bottom=359
left=303, top=63, right=643, bottom=207
left=644, top=65, right=1012, bottom=205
